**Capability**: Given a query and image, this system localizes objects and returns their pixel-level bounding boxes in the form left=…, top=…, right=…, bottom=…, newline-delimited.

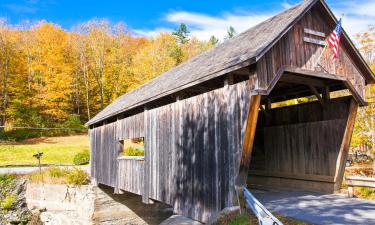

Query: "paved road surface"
left=0, top=165, right=90, bottom=174
left=254, top=190, right=375, bottom=225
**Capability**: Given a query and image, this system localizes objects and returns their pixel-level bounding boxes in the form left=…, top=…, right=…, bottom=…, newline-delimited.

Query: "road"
left=0, top=165, right=90, bottom=174
left=254, top=189, right=375, bottom=225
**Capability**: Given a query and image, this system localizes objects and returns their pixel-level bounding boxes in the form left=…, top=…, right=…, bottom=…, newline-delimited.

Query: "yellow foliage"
left=0, top=19, right=214, bottom=128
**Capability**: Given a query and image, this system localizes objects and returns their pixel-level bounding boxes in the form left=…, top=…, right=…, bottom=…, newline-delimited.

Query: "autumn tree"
left=0, top=18, right=214, bottom=138
left=0, top=20, right=18, bottom=129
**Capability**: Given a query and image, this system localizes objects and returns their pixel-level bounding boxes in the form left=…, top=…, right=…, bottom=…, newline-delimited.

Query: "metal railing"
left=244, top=187, right=284, bottom=225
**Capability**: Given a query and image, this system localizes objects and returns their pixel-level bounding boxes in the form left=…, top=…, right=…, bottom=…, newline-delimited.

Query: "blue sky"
left=0, top=0, right=374, bottom=40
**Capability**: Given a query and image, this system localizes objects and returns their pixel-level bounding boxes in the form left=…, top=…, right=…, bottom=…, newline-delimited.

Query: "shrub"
left=66, top=168, right=89, bottom=185
left=73, top=150, right=90, bottom=165
left=356, top=187, right=375, bottom=200
left=1, top=193, right=16, bottom=210
left=124, top=147, right=144, bottom=156
left=0, top=174, right=15, bottom=186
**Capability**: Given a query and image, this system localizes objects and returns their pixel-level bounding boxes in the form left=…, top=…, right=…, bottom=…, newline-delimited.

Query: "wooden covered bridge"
left=87, top=0, right=374, bottom=223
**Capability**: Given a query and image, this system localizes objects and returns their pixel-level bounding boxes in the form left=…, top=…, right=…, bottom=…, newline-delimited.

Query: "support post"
left=142, top=106, right=153, bottom=204
left=334, top=98, right=358, bottom=191
left=322, top=86, right=330, bottom=102
left=235, top=95, right=261, bottom=211
left=225, top=73, right=234, bottom=87
left=265, top=98, right=271, bottom=111
left=308, top=85, right=324, bottom=106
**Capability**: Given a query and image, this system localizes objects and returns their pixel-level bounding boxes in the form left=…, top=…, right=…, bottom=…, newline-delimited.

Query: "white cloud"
left=133, top=0, right=375, bottom=41
left=281, top=1, right=293, bottom=9
left=135, top=10, right=275, bottom=41
left=167, top=11, right=273, bottom=40
left=133, top=27, right=173, bottom=38
left=328, top=0, right=375, bottom=36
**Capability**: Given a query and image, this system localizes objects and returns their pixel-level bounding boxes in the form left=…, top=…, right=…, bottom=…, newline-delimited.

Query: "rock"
left=0, top=178, right=32, bottom=225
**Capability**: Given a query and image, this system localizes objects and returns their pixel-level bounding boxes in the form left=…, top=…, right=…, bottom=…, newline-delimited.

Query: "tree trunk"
left=2, top=58, right=8, bottom=128
left=81, top=55, right=91, bottom=120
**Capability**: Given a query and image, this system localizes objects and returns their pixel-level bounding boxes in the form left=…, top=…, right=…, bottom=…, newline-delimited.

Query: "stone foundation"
left=26, top=183, right=173, bottom=225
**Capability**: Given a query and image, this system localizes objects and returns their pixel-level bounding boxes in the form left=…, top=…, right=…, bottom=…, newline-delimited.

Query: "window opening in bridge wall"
left=270, top=95, right=319, bottom=109
left=119, top=137, right=145, bottom=157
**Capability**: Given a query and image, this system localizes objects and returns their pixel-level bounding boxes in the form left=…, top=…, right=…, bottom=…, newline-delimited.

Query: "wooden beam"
left=280, top=73, right=326, bottom=87
left=265, top=98, right=271, bottom=110
left=343, top=80, right=367, bottom=106
left=333, top=98, right=358, bottom=191
left=236, top=95, right=261, bottom=186
left=322, top=86, right=330, bottom=102
left=308, top=85, right=324, bottom=106
left=285, top=67, right=347, bottom=81
left=224, top=73, right=234, bottom=86
left=142, top=106, right=153, bottom=204
left=248, top=170, right=335, bottom=183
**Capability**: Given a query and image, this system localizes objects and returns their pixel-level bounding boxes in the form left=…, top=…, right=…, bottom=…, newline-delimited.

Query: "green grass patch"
left=355, top=187, right=375, bottom=200
left=0, top=135, right=89, bottom=166
left=228, top=214, right=251, bottom=225
left=124, top=147, right=144, bottom=156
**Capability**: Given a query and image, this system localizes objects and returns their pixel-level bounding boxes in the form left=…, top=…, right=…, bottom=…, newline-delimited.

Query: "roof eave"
left=86, top=57, right=257, bottom=126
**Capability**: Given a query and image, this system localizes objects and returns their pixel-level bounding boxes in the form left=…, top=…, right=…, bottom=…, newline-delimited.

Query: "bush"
left=0, top=129, right=41, bottom=142
left=0, top=174, right=15, bottom=187
left=73, top=150, right=90, bottom=165
left=66, top=168, right=89, bottom=185
left=1, top=193, right=16, bottom=210
left=0, top=114, right=87, bottom=142
left=124, top=147, right=144, bottom=156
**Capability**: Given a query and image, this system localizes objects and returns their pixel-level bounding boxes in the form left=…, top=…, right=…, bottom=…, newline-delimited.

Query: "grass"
left=29, top=167, right=89, bottom=185
left=213, top=209, right=310, bottom=225
left=354, top=187, right=375, bottom=200
left=0, top=135, right=89, bottom=166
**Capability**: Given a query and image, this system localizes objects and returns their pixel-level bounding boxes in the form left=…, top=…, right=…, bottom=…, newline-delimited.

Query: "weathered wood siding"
left=144, top=79, right=254, bottom=222
left=257, top=3, right=365, bottom=99
left=249, top=97, right=353, bottom=192
left=117, top=157, right=144, bottom=195
left=90, top=122, right=118, bottom=187
left=90, top=79, right=255, bottom=222
left=90, top=113, right=144, bottom=187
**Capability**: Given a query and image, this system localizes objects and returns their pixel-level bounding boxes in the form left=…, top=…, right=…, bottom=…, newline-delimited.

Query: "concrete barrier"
left=26, top=183, right=173, bottom=225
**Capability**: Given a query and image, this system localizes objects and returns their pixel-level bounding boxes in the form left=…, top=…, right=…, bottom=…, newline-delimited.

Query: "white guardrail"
left=244, top=188, right=284, bottom=225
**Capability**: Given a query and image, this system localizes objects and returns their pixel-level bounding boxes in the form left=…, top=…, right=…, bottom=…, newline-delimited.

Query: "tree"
left=131, top=33, right=179, bottom=87
left=353, top=26, right=375, bottom=174
left=209, top=35, right=219, bottom=46
left=0, top=17, right=216, bottom=131
left=225, top=26, right=237, bottom=40
left=0, top=20, right=16, bottom=129
left=172, top=23, right=190, bottom=44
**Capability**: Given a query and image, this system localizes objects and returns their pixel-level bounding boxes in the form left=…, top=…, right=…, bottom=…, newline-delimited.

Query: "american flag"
left=328, top=18, right=343, bottom=61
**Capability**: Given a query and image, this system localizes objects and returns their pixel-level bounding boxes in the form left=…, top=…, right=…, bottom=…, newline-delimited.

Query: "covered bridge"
left=87, top=0, right=374, bottom=223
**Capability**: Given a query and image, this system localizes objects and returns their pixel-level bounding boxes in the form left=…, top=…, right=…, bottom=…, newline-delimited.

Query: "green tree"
left=225, top=26, right=237, bottom=40
left=209, top=35, right=219, bottom=46
left=172, top=23, right=190, bottom=44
